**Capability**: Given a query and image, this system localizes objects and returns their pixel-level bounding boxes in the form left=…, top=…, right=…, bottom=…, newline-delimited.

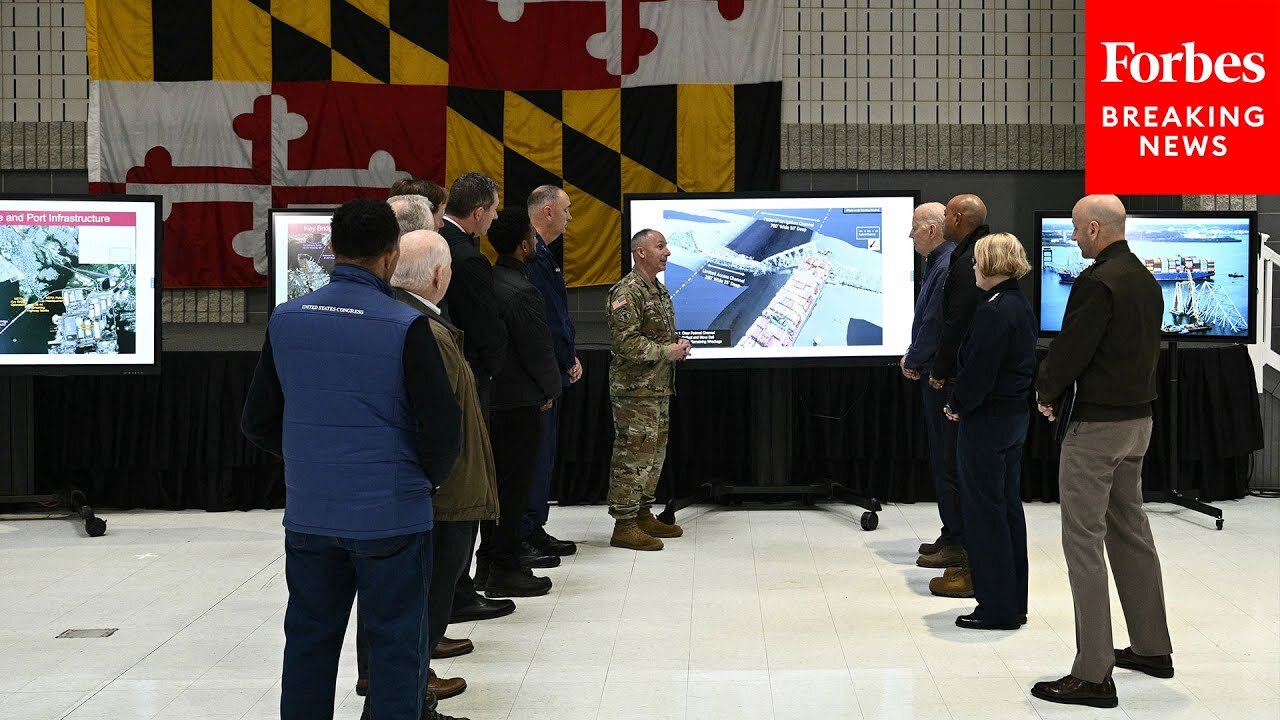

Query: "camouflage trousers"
left=607, top=395, right=670, bottom=520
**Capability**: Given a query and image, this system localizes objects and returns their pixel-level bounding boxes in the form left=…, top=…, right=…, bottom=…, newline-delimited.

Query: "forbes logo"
left=1101, top=42, right=1265, bottom=83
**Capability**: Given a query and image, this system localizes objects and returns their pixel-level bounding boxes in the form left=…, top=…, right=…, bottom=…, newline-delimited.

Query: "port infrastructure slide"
left=0, top=194, right=162, bottom=375
left=269, top=208, right=338, bottom=311
left=1034, top=210, right=1260, bottom=343
left=624, top=191, right=919, bottom=366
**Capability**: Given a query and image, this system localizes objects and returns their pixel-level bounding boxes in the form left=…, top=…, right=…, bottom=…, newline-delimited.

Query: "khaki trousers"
left=1059, top=417, right=1173, bottom=683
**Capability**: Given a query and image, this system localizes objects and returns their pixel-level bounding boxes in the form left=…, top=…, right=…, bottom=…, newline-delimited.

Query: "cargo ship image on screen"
left=1039, top=215, right=1251, bottom=338
left=661, top=207, right=885, bottom=349
left=0, top=225, right=136, bottom=355
left=1056, top=256, right=1216, bottom=284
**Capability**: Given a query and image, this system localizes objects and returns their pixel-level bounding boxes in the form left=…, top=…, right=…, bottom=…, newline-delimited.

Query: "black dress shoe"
left=518, top=541, right=562, bottom=568
left=449, top=590, right=515, bottom=623
left=528, top=529, right=577, bottom=556
left=918, top=535, right=946, bottom=555
left=485, top=566, right=552, bottom=598
left=423, top=690, right=470, bottom=720
left=955, top=613, right=1026, bottom=631
left=1031, top=675, right=1118, bottom=708
left=1115, top=647, right=1175, bottom=678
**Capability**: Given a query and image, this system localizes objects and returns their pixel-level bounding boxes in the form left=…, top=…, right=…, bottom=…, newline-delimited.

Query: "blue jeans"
left=521, top=397, right=561, bottom=538
left=281, top=529, right=432, bottom=720
left=356, top=520, right=475, bottom=681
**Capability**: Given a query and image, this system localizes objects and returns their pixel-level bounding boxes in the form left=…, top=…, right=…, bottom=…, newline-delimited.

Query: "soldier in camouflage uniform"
left=606, top=229, right=692, bottom=551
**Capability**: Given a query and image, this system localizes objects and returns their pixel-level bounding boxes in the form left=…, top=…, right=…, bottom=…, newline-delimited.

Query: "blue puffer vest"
left=269, top=264, right=431, bottom=539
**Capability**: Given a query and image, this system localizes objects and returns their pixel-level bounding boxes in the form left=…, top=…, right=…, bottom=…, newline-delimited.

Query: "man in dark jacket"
left=522, top=185, right=581, bottom=562
left=1031, top=195, right=1172, bottom=709
left=440, top=172, right=507, bottom=409
left=241, top=198, right=461, bottom=720
left=438, top=172, right=515, bottom=624
left=923, top=193, right=990, bottom=596
left=477, top=208, right=562, bottom=598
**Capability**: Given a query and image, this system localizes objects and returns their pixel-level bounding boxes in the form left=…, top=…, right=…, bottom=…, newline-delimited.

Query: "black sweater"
left=1036, top=241, right=1164, bottom=421
left=932, top=224, right=990, bottom=380
left=491, top=256, right=562, bottom=410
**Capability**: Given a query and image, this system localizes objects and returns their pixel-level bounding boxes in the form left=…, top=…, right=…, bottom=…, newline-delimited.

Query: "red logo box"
left=1086, top=0, right=1280, bottom=194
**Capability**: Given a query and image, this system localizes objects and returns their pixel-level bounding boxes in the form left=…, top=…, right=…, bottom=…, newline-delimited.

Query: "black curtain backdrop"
left=32, top=345, right=1261, bottom=511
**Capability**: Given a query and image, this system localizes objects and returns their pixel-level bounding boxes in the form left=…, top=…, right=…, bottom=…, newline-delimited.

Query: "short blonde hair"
left=974, top=233, right=1030, bottom=279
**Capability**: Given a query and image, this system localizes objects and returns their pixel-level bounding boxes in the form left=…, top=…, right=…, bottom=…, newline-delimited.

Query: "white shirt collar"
left=442, top=216, right=467, bottom=234
left=404, top=289, right=441, bottom=315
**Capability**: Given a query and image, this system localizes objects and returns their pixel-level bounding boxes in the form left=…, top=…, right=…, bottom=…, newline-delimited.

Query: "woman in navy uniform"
left=943, top=233, right=1038, bottom=631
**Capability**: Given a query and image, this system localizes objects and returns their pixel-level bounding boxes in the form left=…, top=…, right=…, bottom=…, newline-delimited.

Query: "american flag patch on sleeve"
left=611, top=297, right=628, bottom=311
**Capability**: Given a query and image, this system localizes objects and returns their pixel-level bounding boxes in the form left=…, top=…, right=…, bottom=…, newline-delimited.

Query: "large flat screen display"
left=0, top=195, right=160, bottom=374
left=1037, top=211, right=1258, bottom=342
left=268, top=208, right=335, bottom=309
left=624, top=192, right=919, bottom=364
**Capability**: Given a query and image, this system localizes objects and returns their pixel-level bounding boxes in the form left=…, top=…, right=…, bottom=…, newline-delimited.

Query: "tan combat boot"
left=929, top=566, right=975, bottom=598
left=611, top=519, right=664, bottom=551
left=636, top=509, right=683, bottom=538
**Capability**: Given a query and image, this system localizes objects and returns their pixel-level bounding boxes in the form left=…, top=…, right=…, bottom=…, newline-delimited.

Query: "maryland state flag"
left=87, top=1, right=781, bottom=288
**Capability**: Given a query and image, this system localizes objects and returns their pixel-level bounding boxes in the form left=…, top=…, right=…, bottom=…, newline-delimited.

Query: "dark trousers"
left=478, top=405, right=544, bottom=570
left=956, top=412, right=1030, bottom=623
left=454, top=370, right=491, bottom=597
left=453, top=521, right=480, bottom=599
left=426, top=521, right=478, bottom=649
left=282, top=529, right=430, bottom=720
left=921, top=379, right=965, bottom=546
left=355, top=521, right=474, bottom=680
left=521, top=397, right=561, bottom=538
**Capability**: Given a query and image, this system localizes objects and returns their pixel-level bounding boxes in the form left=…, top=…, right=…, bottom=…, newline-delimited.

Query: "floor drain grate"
left=56, top=628, right=118, bottom=638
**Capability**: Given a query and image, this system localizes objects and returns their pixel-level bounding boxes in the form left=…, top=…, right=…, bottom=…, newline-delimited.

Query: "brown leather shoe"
left=429, top=668, right=467, bottom=700
left=928, top=566, right=974, bottom=597
left=432, top=637, right=474, bottom=659
left=1115, top=647, right=1174, bottom=678
left=610, top=519, right=663, bottom=550
left=1031, top=675, right=1118, bottom=708
left=636, top=509, right=683, bottom=538
left=917, top=544, right=966, bottom=568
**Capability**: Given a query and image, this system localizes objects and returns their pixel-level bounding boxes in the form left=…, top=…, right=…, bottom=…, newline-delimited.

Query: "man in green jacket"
left=1032, top=195, right=1174, bottom=710
left=356, top=228, right=500, bottom=720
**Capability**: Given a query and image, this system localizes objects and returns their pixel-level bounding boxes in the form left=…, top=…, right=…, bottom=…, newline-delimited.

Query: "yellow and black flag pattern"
left=89, top=0, right=448, bottom=84
left=446, top=84, right=781, bottom=285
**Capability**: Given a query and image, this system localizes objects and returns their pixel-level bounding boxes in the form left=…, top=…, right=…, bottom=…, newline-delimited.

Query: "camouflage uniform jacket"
left=607, top=269, right=677, bottom=398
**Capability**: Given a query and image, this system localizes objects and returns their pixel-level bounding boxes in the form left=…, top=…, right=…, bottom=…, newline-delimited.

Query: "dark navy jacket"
left=242, top=264, right=461, bottom=540
left=949, top=278, right=1037, bottom=417
left=904, top=240, right=955, bottom=372
left=526, top=233, right=576, bottom=385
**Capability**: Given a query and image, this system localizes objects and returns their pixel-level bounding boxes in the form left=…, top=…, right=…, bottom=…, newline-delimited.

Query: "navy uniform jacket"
left=948, top=278, right=1037, bottom=417
left=526, top=233, right=576, bottom=385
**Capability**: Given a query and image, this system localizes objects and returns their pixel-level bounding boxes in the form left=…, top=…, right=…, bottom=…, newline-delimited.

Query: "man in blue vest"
left=242, top=198, right=462, bottom=720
